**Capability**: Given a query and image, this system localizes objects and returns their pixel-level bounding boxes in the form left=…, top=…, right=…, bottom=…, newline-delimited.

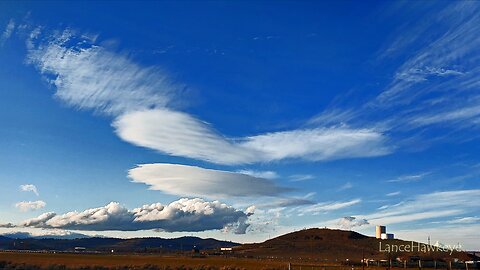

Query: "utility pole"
left=362, top=249, right=365, bottom=270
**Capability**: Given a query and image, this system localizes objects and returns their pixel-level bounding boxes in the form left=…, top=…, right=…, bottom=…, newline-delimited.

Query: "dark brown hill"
left=235, top=228, right=472, bottom=262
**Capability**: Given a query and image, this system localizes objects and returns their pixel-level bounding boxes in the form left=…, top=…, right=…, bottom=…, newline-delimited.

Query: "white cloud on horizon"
left=337, top=216, right=369, bottom=230
left=21, top=198, right=252, bottom=234
left=15, top=200, right=46, bottom=212
left=20, top=184, right=39, bottom=196
left=1, top=229, right=90, bottom=239
left=128, top=163, right=291, bottom=198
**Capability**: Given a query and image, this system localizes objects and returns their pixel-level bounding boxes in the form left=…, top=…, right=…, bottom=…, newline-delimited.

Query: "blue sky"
left=1, top=1, right=479, bottom=249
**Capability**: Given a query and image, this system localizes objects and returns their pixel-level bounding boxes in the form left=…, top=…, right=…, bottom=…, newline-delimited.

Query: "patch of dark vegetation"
left=0, top=261, right=279, bottom=270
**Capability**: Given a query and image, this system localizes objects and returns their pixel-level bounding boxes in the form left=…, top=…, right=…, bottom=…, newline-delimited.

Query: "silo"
left=376, top=225, right=386, bottom=239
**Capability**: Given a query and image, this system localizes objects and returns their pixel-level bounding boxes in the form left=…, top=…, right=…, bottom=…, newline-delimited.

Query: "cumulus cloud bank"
left=15, top=200, right=46, bottom=212
left=21, top=198, right=252, bottom=234
left=128, top=163, right=290, bottom=198
left=26, top=28, right=391, bottom=166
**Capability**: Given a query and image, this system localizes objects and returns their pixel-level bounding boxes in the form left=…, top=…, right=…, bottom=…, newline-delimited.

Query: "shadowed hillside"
left=235, top=228, right=473, bottom=261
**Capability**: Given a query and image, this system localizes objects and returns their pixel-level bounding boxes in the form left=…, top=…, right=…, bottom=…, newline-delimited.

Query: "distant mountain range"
left=0, top=234, right=238, bottom=252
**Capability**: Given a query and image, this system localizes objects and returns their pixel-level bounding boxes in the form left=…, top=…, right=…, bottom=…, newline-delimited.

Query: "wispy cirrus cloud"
left=362, top=189, right=480, bottom=225
left=386, top=191, right=401, bottom=196
left=298, top=199, right=361, bottom=216
left=20, top=184, right=39, bottom=196
left=15, top=200, right=46, bottom=212
left=386, top=172, right=431, bottom=183
left=289, top=174, right=315, bottom=182
left=1, top=19, right=15, bottom=44
left=24, top=27, right=391, bottom=166
left=445, top=216, right=480, bottom=224
left=309, top=1, right=480, bottom=149
left=20, top=198, right=251, bottom=234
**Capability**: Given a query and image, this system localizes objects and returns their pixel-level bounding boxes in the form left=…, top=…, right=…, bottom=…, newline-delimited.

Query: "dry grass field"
left=0, top=252, right=290, bottom=270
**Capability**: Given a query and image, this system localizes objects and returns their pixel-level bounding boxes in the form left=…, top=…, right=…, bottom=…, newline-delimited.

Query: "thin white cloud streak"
left=128, top=163, right=291, bottom=199
left=297, top=199, right=361, bottom=216
left=15, top=200, right=46, bottom=212
left=27, top=28, right=391, bottom=165
left=409, top=104, right=480, bottom=127
left=235, top=170, right=278, bottom=179
left=20, top=184, right=39, bottom=196
left=445, top=216, right=480, bottom=224
left=362, top=189, right=480, bottom=225
left=1, top=19, right=15, bottom=43
left=386, top=191, right=401, bottom=196
left=21, top=198, right=251, bottom=234
left=289, top=174, right=315, bottom=182
left=386, top=172, right=431, bottom=183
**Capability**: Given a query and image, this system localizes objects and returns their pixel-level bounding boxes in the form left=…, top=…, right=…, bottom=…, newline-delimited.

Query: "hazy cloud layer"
left=128, top=163, right=291, bottom=198
left=15, top=200, right=46, bottom=212
left=21, top=198, right=252, bottom=233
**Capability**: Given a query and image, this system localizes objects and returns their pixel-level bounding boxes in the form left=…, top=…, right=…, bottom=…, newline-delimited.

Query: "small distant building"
left=376, top=225, right=386, bottom=239
left=74, top=247, right=86, bottom=252
left=381, top=233, right=394, bottom=240
left=220, top=247, right=233, bottom=254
